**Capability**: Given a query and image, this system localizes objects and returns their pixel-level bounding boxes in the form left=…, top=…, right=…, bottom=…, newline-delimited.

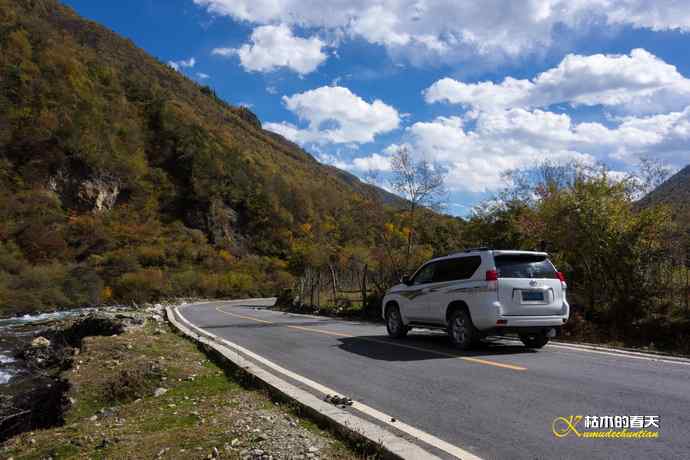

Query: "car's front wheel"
left=519, top=332, right=549, bottom=349
left=385, top=305, right=408, bottom=338
left=447, top=309, right=478, bottom=350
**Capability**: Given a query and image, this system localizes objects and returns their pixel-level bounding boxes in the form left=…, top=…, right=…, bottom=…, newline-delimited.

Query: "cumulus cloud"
left=212, top=24, right=326, bottom=75
left=265, top=86, right=399, bottom=144
left=168, top=57, right=196, bottom=71
left=402, top=107, right=690, bottom=193
left=351, top=153, right=393, bottom=172
left=425, top=49, right=690, bottom=114
left=194, top=0, right=690, bottom=62
left=415, top=48, right=690, bottom=194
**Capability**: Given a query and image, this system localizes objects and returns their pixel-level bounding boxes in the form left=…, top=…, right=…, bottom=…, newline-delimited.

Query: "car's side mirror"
left=401, top=275, right=411, bottom=285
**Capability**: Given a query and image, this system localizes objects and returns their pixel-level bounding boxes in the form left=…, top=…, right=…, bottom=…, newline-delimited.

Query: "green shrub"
left=2, top=263, right=70, bottom=313
left=169, top=270, right=202, bottom=297
left=114, top=269, right=169, bottom=304
left=103, top=362, right=163, bottom=403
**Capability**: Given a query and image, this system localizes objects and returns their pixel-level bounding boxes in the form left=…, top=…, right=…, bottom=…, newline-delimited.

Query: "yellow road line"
left=221, top=311, right=273, bottom=324
left=460, top=356, right=527, bottom=371
left=287, top=324, right=352, bottom=338
left=215, top=306, right=527, bottom=371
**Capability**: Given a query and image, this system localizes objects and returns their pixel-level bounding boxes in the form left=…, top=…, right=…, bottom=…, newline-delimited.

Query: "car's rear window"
left=494, top=254, right=557, bottom=279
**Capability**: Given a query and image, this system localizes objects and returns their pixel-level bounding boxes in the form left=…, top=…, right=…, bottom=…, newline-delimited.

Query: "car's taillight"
left=486, top=269, right=498, bottom=291
left=556, top=271, right=567, bottom=290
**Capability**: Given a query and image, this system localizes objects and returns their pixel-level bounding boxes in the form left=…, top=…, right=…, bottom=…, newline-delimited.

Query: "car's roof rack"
left=446, top=247, right=492, bottom=256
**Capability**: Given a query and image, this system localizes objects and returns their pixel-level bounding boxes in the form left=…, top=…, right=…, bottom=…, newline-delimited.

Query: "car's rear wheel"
left=386, top=305, right=408, bottom=338
left=448, top=309, right=478, bottom=350
left=519, top=333, right=549, bottom=349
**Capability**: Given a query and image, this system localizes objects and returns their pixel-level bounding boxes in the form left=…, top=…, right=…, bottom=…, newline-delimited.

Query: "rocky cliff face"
left=206, top=199, right=243, bottom=247
left=48, top=166, right=121, bottom=213
left=186, top=199, right=245, bottom=248
left=235, top=107, right=262, bottom=130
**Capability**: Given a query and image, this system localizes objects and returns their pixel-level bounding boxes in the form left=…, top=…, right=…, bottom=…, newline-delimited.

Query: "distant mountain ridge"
left=639, top=165, right=690, bottom=228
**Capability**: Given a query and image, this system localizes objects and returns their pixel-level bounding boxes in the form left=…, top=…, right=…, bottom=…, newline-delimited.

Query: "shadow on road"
left=337, top=334, right=535, bottom=361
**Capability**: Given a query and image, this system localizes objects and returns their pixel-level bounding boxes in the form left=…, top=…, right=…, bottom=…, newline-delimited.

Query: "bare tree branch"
left=389, top=145, right=447, bottom=267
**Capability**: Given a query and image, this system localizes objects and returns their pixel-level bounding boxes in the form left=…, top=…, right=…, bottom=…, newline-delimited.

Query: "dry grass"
left=1, top=320, right=366, bottom=459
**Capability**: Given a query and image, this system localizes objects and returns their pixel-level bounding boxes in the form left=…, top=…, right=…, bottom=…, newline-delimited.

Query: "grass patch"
left=2, top=319, right=365, bottom=459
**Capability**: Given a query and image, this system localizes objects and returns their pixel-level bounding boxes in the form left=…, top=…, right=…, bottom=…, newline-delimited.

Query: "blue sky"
left=63, top=0, right=690, bottom=215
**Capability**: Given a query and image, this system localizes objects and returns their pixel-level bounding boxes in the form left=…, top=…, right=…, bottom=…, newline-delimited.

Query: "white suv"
left=381, top=249, right=569, bottom=349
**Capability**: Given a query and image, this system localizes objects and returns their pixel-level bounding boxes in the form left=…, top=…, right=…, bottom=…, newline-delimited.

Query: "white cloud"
left=212, top=24, right=326, bottom=75
left=417, top=48, right=690, bottom=193
left=351, top=153, right=392, bottom=172
left=168, top=57, right=196, bottom=71
left=265, top=86, right=399, bottom=144
left=316, top=153, right=351, bottom=170
left=210, top=47, right=233, bottom=57
left=425, top=49, right=690, bottom=114
left=401, top=106, right=690, bottom=193
left=196, top=72, right=210, bottom=79
left=194, top=0, right=690, bottom=63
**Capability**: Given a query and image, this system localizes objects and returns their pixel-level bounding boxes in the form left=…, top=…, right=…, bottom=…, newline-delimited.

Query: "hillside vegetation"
left=0, top=0, right=460, bottom=316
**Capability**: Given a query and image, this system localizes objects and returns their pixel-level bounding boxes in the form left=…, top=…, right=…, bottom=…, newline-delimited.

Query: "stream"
left=0, top=308, right=100, bottom=387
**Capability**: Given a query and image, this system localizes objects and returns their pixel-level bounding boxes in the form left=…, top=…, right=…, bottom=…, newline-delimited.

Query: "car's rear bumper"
left=495, top=315, right=567, bottom=327
left=486, top=315, right=566, bottom=336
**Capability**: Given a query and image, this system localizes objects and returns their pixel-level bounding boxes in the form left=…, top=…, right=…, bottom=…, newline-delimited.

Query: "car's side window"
left=433, top=256, right=482, bottom=283
left=412, top=263, right=435, bottom=285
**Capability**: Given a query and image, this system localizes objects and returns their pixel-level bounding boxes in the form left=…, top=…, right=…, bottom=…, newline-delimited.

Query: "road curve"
left=179, top=299, right=690, bottom=460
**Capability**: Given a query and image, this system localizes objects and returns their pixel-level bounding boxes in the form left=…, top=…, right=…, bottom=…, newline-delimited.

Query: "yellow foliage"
left=218, top=249, right=235, bottom=264
left=102, top=286, right=113, bottom=301
left=4, top=29, right=32, bottom=64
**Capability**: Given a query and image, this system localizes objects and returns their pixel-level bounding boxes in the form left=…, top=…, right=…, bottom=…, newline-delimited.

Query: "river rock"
left=31, top=337, right=50, bottom=349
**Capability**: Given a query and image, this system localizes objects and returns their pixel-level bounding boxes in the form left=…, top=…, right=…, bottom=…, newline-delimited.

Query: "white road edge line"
left=492, top=336, right=690, bottom=366
left=173, top=302, right=483, bottom=460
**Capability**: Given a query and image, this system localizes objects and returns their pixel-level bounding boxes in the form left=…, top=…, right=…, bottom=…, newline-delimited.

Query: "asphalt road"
left=179, top=299, right=690, bottom=460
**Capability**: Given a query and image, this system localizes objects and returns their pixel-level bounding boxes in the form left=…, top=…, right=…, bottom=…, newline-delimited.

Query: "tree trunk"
left=405, top=204, right=416, bottom=269
left=361, top=264, right=368, bottom=311
left=299, top=276, right=305, bottom=305
left=309, top=267, right=315, bottom=307
left=686, top=265, right=689, bottom=312
left=329, top=263, right=338, bottom=306
left=317, top=270, right=321, bottom=307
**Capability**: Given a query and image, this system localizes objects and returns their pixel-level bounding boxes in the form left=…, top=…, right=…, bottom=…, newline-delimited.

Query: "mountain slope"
left=0, top=0, right=458, bottom=315
left=639, top=165, right=690, bottom=228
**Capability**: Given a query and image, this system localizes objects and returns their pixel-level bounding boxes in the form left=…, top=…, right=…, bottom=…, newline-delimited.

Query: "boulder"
left=31, top=337, right=50, bottom=349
